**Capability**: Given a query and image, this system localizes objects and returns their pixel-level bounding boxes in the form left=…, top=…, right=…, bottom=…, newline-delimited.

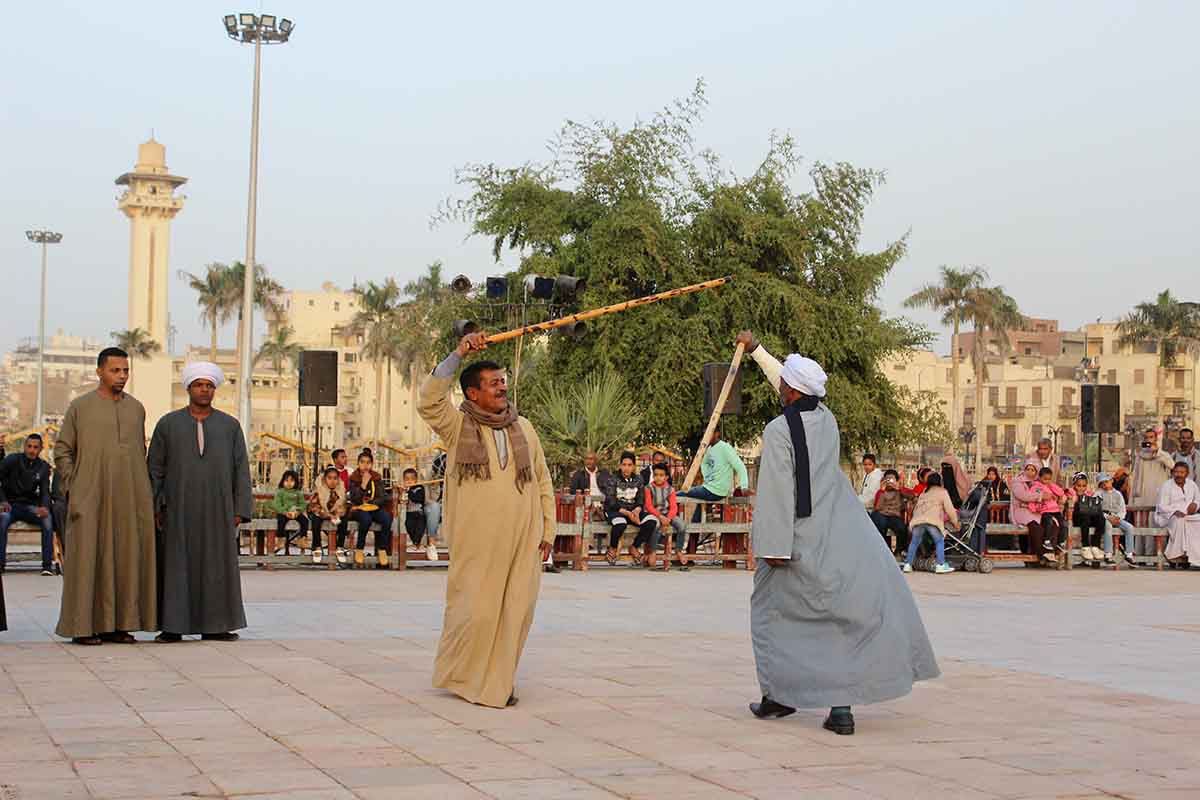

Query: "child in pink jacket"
left=1029, top=467, right=1066, bottom=515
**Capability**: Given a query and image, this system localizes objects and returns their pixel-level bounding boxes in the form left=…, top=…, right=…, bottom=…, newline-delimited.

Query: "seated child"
left=870, top=468, right=912, bottom=555
left=402, top=467, right=439, bottom=562
left=1068, top=472, right=1106, bottom=562
left=644, top=463, right=688, bottom=571
left=308, top=466, right=349, bottom=565
left=1096, top=472, right=1136, bottom=566
left=272, top=470, right=308, bottom=552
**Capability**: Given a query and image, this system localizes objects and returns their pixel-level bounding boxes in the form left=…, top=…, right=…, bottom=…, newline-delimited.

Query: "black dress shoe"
left=823, top=708, right=855, bottom=735
left=71, top=636, right=103, bottom=646
left=155, top=632, right=183, bottom=643
left=99, top=631, right=137, bottom=644
left=543, top=564, right=561, bottom=574
left=201, top=632, right=240, bottom=642
left=749, top=697, right=796, bottom=719
left=506, top=694, right=519, bottom=707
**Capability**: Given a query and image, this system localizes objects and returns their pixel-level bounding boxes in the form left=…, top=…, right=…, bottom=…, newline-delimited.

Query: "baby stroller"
left=912, top=480, right=995, bottom=574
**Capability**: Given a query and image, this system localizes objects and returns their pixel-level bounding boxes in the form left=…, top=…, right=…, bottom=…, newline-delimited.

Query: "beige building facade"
left=885, top=319, right=1200, bottom=470
left=0, top=332, right=104, bottom=429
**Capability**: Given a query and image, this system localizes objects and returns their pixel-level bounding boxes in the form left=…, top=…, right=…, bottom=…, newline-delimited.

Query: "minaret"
left=115, top=139, right=186, bottom=428
left=116, top=139, right=186, bottom=348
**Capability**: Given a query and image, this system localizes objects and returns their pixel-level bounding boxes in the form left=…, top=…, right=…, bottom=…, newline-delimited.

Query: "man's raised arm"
left=418, top=333, right=487, bottom=446
left=735, top=331, right=782, bottom=391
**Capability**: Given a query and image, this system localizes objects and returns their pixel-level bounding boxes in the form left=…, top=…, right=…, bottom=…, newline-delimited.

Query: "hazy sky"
left=4, top=1, right=1197, bottom=358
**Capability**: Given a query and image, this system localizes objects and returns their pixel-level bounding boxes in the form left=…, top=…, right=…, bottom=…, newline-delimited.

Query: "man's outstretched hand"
left=538, top=540, right=552, bottom=562
left=456, top=332, right=488, bottom=358
left=735, top=330, right=759, bottom=351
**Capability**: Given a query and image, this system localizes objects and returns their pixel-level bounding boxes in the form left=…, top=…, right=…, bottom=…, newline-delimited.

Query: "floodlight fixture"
left=485, top=276, right=508, bottom=299
left=452, top=319, right=478, bottom=338
left=554, top=274, right=585, bottom=298
left=450, top=274, right=473, bottom=293
left=524, top=274, right=555, bottom=299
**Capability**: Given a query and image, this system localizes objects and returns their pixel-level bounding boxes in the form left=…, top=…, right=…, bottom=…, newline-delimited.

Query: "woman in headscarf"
left=1009, top=459, right=1058, bottom=563
left=983, top=466, right=1010, bottom=503
left=939, top=454, right=972, bottom=508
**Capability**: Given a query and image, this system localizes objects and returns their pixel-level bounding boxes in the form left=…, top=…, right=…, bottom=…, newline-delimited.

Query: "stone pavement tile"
left=588, top=771, right=749, bottom=799
left=0, top=777, right=92, bottom=799
left=654, top=747, right=780, bottom=773
left=353, top=784, right=493, bottom=800
left=695, top=767, right=834, bottom=792
left=746, top=787, right=880, bottom=800
left=817, top=764, right=1002, bottom=799
left=282, top=729, right=394, bottom=752
left=165, top=729, right=289, bottom=757
left=83, top=772, right=223, bottom=800
left=71, top=754, right=199, bottom=779
left=330, top=763, right=483, bottom=789
left=390, top=729, right=521, bottom=764
left=59, top=735, right=178, bottom=760
left=297, top=746, right=424, bottom=769
left=36, top=709, right=145, bottom=729
left=470, top=777, right=623, bottom=799
left=207, top=765, right=342, bottom=795
left=440, top=756, right=569, bottom=783
left=139, top=707, right=244, bottom=727
left=189, top=748, right=312, bottom=774
left=906, top=758, right=1097, bottom=798
left=0, top=757, right=77, bottom=782
left=239, top=791, right=358, bottom=800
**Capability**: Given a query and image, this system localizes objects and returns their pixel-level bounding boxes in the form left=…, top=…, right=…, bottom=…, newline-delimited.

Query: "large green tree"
left=352, top=278, right=401, bottom=445
left=441, top=83, right=929, bottom=463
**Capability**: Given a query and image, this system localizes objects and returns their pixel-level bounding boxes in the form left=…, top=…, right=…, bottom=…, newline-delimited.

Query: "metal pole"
left=36, top=241, right=48, bottom=427
left=314, top=405, right=321, bottom=490
left=237, top=29, right=263, bottom=445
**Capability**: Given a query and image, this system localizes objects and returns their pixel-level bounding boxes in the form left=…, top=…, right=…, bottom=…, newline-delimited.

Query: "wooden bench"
left=552, top=492, right=754, bottom=571
left=980, top=503, right=1170, bottom=570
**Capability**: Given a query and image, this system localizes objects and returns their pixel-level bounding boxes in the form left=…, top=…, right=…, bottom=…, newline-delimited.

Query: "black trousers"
left=870, top=511, right=910, bottom=552
left=609, top=517, right=658, bottom=549
left=1026, top=512, right=1066, bottom=553
left=307, top=514, right=349, bottom=550
left=276, top=513, right=309, bottom=540
left=1074, top=510, right=1105, bottom=549
left=405, top=512, right=427, bottom=547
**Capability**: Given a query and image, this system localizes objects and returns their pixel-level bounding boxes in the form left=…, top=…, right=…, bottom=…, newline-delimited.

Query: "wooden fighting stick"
left=477, top=276, right=732, bottom=345
left=664, top=341, right=747, bottom=571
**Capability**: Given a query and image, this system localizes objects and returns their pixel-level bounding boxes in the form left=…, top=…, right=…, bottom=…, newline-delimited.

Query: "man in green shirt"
left=680, top=427, right=749, bottom=521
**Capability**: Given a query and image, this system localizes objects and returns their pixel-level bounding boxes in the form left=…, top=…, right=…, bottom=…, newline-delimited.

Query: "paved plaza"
left=2, top=565, right=1199, bottom=799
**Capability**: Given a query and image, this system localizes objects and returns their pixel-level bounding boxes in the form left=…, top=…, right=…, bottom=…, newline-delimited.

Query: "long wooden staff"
left=681, top=341, right=746, bottom=492
left=479, top=276, right=732, bottom=344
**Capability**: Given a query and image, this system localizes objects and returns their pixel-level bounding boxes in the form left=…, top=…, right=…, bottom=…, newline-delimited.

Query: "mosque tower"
left=115, top=139, right=187, bottom=427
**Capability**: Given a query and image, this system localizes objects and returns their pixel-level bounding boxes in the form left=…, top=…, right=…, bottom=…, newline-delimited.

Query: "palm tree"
left=224, top=261, right=285, bottom=384
left=352, top=279, right=401, bottom=446
left=110, top=328, right=162, bottom=394
left=529, top=367, right=643, bottom=480
left=256, top=325, right=302, bottom=433
left=178, top=263, right=232, bottom=360
left=961, top=286, right=1024, bottom=453
left=1117, top=290, right=1200, bottom=420
left=903, top=266, right=988, bottom=434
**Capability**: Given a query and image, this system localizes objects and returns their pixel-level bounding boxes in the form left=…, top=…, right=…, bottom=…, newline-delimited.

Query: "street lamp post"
left=25, top=230, right=63, bottom=427
left=223, top=12, right=294, bottom=444
left=959, top=427, right=976, bottom=472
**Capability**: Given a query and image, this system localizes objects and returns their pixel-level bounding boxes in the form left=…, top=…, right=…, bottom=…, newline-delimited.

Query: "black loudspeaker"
left=702, top=362, right=743, bottom=417
left=298, top=350, right=338, bottom=407
left=1081, top=385, right=1120, bottom=434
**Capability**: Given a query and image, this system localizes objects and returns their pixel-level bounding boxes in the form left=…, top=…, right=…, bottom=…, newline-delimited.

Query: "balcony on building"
left=1059, top=404, right=1081, bottom=418
left=994, top=405, right=1026, bottom=419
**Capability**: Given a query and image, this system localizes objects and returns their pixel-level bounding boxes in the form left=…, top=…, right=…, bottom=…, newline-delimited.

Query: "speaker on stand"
left=1081, top=384, right=1120, bottom=475
left=299, top=351, right=339, bottom=487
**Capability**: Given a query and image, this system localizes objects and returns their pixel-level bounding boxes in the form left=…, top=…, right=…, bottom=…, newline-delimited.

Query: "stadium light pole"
left=25, top=229, right=63, bottom=427
left=223, top=12, right=295, bottom=444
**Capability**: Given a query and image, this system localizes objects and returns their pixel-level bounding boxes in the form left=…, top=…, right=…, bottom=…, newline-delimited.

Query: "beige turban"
left=780, top=354, right=827, bottom=398
left=181, top=361, right=225, bottom=390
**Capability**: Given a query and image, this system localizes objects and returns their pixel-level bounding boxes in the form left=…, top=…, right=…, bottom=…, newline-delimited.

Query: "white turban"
left=181, top=361, right=225, bottom=390
left=780, top=354, right=827, bottom=398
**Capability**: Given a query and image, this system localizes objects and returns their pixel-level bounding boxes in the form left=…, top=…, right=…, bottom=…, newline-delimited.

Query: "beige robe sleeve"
left=418, top=373, right=464, bottom=446
left=750, top=345, right=783, bottom=392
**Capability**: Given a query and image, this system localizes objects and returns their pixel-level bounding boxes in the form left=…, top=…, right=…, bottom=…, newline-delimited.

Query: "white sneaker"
left=312, top=551, right=323, bottom=564
left=336, top=549, right=348, bottom=564
left=901, top=563, right=913, bottom=573
left=933, top=563, right=955, bottom=574
left=426, top=544, right=439, bottom=561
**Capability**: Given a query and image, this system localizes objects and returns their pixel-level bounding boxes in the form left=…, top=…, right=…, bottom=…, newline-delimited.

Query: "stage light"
left=450, top=274, right=473, bottom=293
left=523, top=274, right=555, bottom=299
left=485, top=276, right=508, bottom=299
left=452, top=319, right=478, bottom=338
left=554, top=274, right=585, bottom=298
left=555, top=320, right=587, bottom=339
